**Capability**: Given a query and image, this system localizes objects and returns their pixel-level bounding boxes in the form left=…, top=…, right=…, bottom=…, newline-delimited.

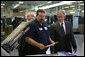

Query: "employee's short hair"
left=36, top=9, right=45, bottom=16
left=27, top=12, right=34, bottom=17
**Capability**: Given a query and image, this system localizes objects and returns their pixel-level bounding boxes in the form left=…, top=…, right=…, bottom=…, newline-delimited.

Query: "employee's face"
left=37, top=12, right=45, bottom=23
left=27, top=15, right=34, bottom=20
left=57, top=12, right=65, bottom=23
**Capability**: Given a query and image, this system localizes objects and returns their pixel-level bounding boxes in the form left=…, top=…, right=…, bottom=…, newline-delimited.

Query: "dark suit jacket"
left=50, top=20, right=77, bottom=53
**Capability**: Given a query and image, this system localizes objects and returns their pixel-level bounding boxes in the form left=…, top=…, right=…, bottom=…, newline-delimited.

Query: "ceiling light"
left=1, top=3, right=5, bottom=6
left=72, top=8, right=75, bottom=9
left=66, top=3, right=72, bottom=5
left=1, top=6, right=4, bottom=8
left=79, top=1, right=84, bottom=2
left=70, top=11, right=75, bottom=13
left=70, top=5, right=75, bottom=7
left=39, top=1, right=76, bottom=9
left=80, top=3, right=84, bottom=5
left=19, top=2, right=24, bottom=4
left=14, top=4, right=20, bottom=8
left=78, top=9, right=81, bottom=11
left=65, top=7, right=69, bottom=8
left=47, top=1, right=52, bottom=3
left=82, top=10, right=84, bottom=12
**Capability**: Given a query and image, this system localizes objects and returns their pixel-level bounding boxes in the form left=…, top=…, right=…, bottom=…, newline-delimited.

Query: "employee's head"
left=57, top=10, right=66, bottom=23
left=27, top=12, right=34, bottom=20
left=36, top=9, right=45, bottom=23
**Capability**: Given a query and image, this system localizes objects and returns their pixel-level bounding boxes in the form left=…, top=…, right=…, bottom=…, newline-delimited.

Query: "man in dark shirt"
left=22, top=9, right=55, bottom=55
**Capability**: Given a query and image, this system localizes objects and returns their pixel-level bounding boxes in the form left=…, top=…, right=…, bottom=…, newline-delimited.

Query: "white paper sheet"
left=46, top=42, right=58, bottom=47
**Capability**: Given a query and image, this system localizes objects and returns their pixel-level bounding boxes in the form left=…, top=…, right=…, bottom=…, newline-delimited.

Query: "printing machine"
left=1, top=21, right=30, bottom=56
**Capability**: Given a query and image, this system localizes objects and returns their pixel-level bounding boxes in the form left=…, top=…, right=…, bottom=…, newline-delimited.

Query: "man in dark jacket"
left=50, top=10, right=77, bottom=53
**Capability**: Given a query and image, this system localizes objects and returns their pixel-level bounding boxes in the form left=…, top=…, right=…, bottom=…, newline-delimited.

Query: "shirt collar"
left=59, top=20, right=65, bottom=26
left=35, top=18, right=45, bottom=27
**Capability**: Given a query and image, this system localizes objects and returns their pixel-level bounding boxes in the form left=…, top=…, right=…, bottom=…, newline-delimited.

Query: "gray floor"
left=73, top=34, right=84, bottom=56
left=3, top=34, right=84, bottom=56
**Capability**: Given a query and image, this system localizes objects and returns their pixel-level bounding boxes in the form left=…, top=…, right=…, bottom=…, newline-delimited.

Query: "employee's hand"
left=38, top=43, right=46, bottom=50
left=73, top=48, right=77, bottom=53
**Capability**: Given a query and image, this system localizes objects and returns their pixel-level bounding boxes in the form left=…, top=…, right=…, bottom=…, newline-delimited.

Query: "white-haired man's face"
left=57, top=11, right=66, bottom=23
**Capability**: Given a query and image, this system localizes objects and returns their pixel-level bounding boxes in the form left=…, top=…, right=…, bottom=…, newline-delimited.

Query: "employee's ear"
left=57, top=16, right=58, bottom=19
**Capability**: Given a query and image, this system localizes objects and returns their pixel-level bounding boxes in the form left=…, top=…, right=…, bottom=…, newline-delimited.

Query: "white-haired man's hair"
left=57, top=10, right=66, bottom=16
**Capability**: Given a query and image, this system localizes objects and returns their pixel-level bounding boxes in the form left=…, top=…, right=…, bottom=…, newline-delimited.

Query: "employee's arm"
left=25, top=37, right=46, bottom=50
